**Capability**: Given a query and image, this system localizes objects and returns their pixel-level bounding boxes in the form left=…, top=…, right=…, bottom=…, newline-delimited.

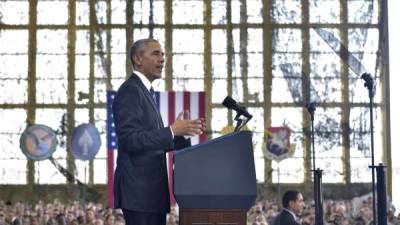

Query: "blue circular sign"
left=71, top=123, right=101, bottom=161
left=20, top=124, right=58, bottom=161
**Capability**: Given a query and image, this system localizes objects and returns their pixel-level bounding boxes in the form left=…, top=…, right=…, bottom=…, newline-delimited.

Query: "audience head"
left=282, top=190, right=304, bottom=215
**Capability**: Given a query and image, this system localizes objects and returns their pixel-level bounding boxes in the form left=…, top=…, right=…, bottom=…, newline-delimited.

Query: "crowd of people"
left=0, top=196, right=399, bottom=225
left=247, top=195, right=400, bottom=225
left=0, top=200, right=125, bottom=225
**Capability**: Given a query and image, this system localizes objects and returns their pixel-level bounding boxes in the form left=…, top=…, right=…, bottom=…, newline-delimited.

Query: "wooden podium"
left=173, top=131, right=257, bottom=225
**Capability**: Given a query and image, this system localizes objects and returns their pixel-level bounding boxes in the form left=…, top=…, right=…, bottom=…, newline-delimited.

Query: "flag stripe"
left=199, top=92, right=207, bottom=142
left=107, top=149, right=114, bottom=207
left=159, top=92, right=169, bottom=126
left=175, top=92, right=183, bottom=118
left=189, top=92, right=199, bottom=145
left=184, top=92, right=190, bottom=111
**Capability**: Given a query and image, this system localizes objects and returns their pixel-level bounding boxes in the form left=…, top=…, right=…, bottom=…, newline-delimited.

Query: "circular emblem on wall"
left=20, top=124, right=58, bottom=161
left=263, top=126, right=296, bottom=162
left=71, top=123, right=101, bottom=161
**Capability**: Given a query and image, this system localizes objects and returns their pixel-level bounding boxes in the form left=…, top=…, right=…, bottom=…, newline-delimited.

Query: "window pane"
left=0, top=79, right=28, bottom=104
left=37, top=1, right=68, bottom=25
left=95, top=1, right=107, bottom=24
left=75, top=160, right=90, bottom=183
left=0, top=30, right=29, bottom=54
left=247, top=0, right=263, bottom=23
left=133, top=1, right=165, bottom=25
left=212, top=29, right=227, bottom=54
left=248, top=53, right=263, bottom=77
left=311, top=78, right=341, bottom=102
left=35, top=108, right=66, bottom=138
left=348, top=0, right=379, bottom=24
left=75, top=55, right=90, bottom=79
left=348, top=28, right=379, bottom=52
left=271, top=0, right=301, bottom=24
left=271, top=107, right=303, bottom=132
left=0, top=159, right=27, bottom=184
left=271, top=78, right=302, bottom=103
left=76, top=1, right=89, bottom=25
left=173, top=79, right=204, bottom=92
left=273, top=29, right=302, bottom=52
left=173, top=54, right=204, bottom=79
left=94, top=159, right=107, bottom=184
left=309, top=0, right=340, bottom=24
left=230, top=0, right=241, bottom=24
left=37, top=30, right=68, bottom=54
left=310, top=53, right=340, bottom=78
left=0, top=55, right=28, bottom=80
left=36, top=79, right=67, bottom=104
left=0, top=1, right=29, bottom=25
left=310, top=28, right=340, bottom=53
left=212, top=1, right=226, bottom=25
left=272, top=53, right=303, bottom=78
left=248, top=78, right=264, bottom=102
left=75, top=79, right=89, bottom=104
left=173, top=30, right=204, bottom=53
left=349, top=75, right=381, bottom=103
left=272, top=158, right=304, bottom=183
left=94, top=79, right=107, bottom=103
left=111, top=29, right=126, bottom=53
left=173, top=1, right=203, bottom=24
left=248, top=29, right=263, bottom=53
left=211, top=108, right=228, bottom=134
left=35, top=160, right=66, bottom=184
left=111, top=54, right=126, bottom=81
left=36, top=55, right=68, bottom=79
left=212, top=54, right=227, bottom=79
left=0, top=134, right=27, bottom=159
left=212, top=79, right=227, bottom=104
left=111, top=0, right=126, bottom=24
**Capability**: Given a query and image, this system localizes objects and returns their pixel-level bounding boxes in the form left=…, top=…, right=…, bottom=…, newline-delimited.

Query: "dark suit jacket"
left=112, top=74, right=190, bottom=213
left=272, top=209, right=300, bottom=225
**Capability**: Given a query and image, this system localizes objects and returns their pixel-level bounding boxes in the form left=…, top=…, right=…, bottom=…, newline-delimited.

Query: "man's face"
left=289, top=193, right=305, bottom=215
left=134, top=41, right=165, bottom=82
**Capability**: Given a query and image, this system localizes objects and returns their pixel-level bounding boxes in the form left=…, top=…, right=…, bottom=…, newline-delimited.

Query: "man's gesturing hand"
left=170, top=110, right=205, bottom=136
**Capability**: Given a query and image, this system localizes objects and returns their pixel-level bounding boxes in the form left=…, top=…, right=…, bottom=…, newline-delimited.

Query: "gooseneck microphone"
left=222, top=96, right=253, bottom=120
left=306, top=102, right=316, bottom=121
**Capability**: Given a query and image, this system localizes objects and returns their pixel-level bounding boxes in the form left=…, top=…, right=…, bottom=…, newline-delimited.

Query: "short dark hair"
left=282, top=190, right=301, bottom=208
left=129, top=38, right=159, bottom=67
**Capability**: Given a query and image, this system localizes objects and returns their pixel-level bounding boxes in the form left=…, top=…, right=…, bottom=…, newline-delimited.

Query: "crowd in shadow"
left=0, top=198, right=399, bottom=225
left=247, top=197, right=400, bottom=225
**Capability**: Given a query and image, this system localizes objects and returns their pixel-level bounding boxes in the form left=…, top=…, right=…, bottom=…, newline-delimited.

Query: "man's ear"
left=133, top=54, right=142, bottom=67
left=288, top=201, right=294, bottom=210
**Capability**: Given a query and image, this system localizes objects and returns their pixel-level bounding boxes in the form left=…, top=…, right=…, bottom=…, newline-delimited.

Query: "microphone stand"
left=307, top=103, right=324, bottom=225
left=234, top=113, right=243, bottom=132
left=361, top=73, right=377, bottom=225
left=233, top=108, right=252, bottom=132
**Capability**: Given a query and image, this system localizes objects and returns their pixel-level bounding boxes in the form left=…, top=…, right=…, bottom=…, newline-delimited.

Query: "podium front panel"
left=174, top=131, right=257, bottom=209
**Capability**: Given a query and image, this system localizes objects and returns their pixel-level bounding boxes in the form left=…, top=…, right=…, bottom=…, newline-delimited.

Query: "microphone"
left=306, top=102, right=316, bottom=114
left=222, top=96, right=253, bottom=120
left=306, top=102, right=316, bottom=120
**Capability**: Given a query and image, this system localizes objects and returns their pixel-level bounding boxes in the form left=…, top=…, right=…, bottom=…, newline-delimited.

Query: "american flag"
left=106, top=90, right=206, bottom=208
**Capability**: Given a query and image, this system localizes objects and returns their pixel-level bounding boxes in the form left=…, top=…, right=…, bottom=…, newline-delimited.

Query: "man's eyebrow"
left=152, top=50, right=164, bottom=55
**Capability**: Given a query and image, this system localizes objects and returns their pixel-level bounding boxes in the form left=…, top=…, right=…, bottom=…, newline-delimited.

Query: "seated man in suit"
left=112, top=38, right=205, bottom=225
left=272, top=190, right=305, bottom=225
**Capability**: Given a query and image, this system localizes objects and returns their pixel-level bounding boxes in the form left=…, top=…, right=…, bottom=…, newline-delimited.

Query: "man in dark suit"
left=112, top=38, right=205, bottom=225
left=272, top=190, right=305, bottom=225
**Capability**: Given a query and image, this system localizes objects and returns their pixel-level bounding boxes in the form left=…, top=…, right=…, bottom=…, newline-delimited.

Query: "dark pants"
left=122, top=209, right=166, bottom=225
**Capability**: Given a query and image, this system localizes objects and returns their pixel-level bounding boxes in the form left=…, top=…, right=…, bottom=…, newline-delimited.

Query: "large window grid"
left=0, top=0, right=391, bottom=195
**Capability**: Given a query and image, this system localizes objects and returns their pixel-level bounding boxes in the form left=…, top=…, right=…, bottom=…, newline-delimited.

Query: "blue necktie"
left=150, top=87, right=157, bottom=103
left=150, top=87, right=164, bottom=128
